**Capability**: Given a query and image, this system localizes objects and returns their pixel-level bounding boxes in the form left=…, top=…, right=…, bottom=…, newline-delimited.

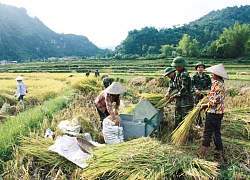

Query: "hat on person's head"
left=164, top=67, right=175, bottom=76
left=105, top=82, right=126, bottom=94
left=205, top=64, right=229, bottom=79
left=171, top=56, right=187, bottom=67
left=15, top=76, right=23, bottom=81
left=195, top=62, right=205, bottom=70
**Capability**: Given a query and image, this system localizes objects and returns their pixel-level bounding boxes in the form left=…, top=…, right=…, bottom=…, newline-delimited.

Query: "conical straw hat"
left=105, top=82, right=126, bottom=94
left=15, top=76, right=24, bottom=80
left=205, top=64, right=229, bottom=79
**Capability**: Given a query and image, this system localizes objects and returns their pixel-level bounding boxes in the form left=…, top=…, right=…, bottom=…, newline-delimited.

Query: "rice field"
left=0, top=59, right=250, bottom=179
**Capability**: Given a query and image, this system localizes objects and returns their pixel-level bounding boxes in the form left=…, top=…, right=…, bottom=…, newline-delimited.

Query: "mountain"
left=0, top=3, right=108, bottom=62
left=116, top=5, right=250, bottom=56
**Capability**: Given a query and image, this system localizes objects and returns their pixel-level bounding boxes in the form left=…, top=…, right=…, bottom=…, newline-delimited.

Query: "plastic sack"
left=58, top=119, right=80, bottom=136
left=102, top=117, right=124, bottom=145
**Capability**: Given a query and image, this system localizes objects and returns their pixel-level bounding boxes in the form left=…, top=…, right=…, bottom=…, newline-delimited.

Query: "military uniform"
left=103, top=77, right=114, bottom=88
left=169, top=57, right=194, bottom=128
left=192, top=62, right=212, bottom=127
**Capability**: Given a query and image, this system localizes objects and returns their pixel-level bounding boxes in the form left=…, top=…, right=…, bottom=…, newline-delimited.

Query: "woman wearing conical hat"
left=200, top=64, right=228, bottom=163
left=95, top=82, right=126, bottom=128
left=14, top=76, right=28, bottom=101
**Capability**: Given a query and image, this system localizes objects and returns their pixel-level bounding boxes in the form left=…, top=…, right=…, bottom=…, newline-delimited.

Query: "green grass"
left=0, top=89, right=74, bottom=172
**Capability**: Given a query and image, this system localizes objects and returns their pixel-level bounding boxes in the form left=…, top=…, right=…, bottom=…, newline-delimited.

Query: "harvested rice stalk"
left=171, top=97, right=209, bottom=147
left=155, top=89, right=178, bottom=109
left=140, top=93, right=164, bottom=105
left=82, top=137, right=218, bottom=180
left=18, top=135, right=77, bottom=171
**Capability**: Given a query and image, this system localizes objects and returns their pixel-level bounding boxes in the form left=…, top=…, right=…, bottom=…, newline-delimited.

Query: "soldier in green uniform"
left=164, top=67, right=176, bottom=97
left=166, top=57, right=194, bottom=128
left=192, top=62, right=212, bottom=104
left=192, top=62, right=212, bottom=127
left=103, top=77, right=114, bottom=88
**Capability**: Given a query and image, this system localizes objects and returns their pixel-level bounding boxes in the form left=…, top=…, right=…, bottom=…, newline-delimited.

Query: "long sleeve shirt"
left=169, top=68, right=194, bottom=107
left=15, top=81, right=27, bottom=96
left=192, top=72, right=212, bottom=91
left=206, top=79, right=225, bottom=114
left=95, top=91, right=120, bottom=118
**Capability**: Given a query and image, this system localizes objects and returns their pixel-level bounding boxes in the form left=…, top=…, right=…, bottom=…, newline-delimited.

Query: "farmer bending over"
left=95, top=82, right=126, bottom=128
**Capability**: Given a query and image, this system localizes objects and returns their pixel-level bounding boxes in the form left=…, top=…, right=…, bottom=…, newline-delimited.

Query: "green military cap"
left=171, top=56, right=187, bottom=67
left=195, top=62, right=205, bottom=70
left=164, top=67, right=175, bottom=76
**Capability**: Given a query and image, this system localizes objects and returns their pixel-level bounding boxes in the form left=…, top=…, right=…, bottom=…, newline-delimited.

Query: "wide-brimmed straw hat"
left=104, top=82, right=126, bottom=94
left=205, top=64, right=229, bottom=79
left=15, top=76, right=23, bottom=80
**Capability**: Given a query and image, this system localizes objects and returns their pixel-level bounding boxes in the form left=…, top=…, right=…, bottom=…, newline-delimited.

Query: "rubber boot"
left=216, top=150, right=225, bottom=168
left=201, top=146, right=208, bottom=159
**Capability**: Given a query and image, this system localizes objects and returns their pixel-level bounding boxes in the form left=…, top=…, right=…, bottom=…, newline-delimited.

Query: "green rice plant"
left=0, top=90, right=73, bottom=172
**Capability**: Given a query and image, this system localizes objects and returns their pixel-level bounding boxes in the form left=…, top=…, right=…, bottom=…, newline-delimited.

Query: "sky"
left=0, top=0, right=249, bottom=48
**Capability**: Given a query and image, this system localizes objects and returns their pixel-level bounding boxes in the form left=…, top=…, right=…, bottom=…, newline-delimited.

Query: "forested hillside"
left=1, top=3, right=250, bottom=61
left=0, top=3, right=108, bottom=62
left=115, top=5, right=250, bottom=58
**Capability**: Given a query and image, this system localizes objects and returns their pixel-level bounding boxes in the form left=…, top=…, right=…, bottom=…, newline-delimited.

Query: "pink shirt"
left=95, top=91, right=120, bottom=118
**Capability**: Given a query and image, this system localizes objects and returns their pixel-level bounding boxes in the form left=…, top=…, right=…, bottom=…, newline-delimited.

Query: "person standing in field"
left=200, top=64, right=228, bottom=164
left=192, top=62, right=212, bottom=127
left=95, top=82, right=126, bottom=128
left=94, top=69, right=100, bottom=78
left=86, top=70, right=91, bottom=77
left=166, top=57, right=194, bottom=129
left=14, top=76, right=28, bottom=101
left=103, top=77, right=114, bottom=88
left=164, top=67, right=176, bottom=97
left=192, top=62, right=212, bottom=104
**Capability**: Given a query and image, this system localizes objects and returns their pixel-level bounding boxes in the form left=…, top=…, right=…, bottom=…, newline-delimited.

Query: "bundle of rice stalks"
left=171, top=97, right=209, bottom=147
left=155, top=89, right=178, bottom=109
left=82, top=137, right=218, bottom=179
left=140, top=93, right=164, bottom=105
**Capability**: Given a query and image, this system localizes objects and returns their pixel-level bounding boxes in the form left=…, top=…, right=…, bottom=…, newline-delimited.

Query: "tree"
left=213, top=22, right=250, bottom=58
left=159, top=45, right=176, bottom=57
left=177, top=34, right=200, bottom=57
left=189, top=39, right=200, bottom=57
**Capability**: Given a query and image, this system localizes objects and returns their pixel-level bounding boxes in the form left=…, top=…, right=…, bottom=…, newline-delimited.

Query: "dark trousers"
left=96, top=106, right=109, bottom=120
left=18, top=95, right=24, bottom=101
left=175, top=105, right=193, bottom=128
left=202, top=113, right=223, bottom=150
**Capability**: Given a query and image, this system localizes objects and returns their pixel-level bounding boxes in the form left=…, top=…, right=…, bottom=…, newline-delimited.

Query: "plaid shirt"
left=95, top=91, right=120, bottom=118
left=206, top=79, right=225, bottom=114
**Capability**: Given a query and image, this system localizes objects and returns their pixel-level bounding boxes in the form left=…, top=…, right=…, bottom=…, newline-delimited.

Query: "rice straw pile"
left=171, top=97, right=209, bottom=147
left=140, top=93, right=165, bottom=105
left=140, top=89, right=178, bottom=109
left=155, top=89, right=178, bottom=109
left=82, top=137, right=218, bottom=179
